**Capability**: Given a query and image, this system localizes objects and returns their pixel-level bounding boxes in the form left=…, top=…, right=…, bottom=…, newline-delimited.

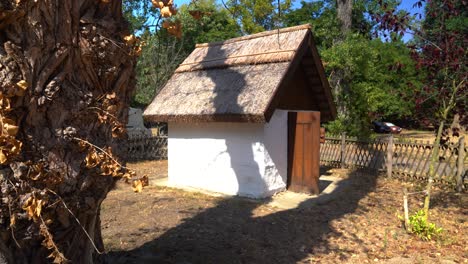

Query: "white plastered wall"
left=168, top=110, right=288, bottom=198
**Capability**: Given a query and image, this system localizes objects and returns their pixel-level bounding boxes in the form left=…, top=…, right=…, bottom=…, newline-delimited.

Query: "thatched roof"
left=144, top=24, right=336, bottom=123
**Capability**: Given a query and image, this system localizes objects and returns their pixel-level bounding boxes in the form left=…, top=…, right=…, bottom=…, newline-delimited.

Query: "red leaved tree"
left=373, top=0, right=466, bottom=219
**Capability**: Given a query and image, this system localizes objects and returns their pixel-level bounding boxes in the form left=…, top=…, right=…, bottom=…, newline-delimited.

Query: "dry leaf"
left=78, top=141, right=88, bottom=151
left=111, top=123, right=125, bottom=138
left=106, top=92, right=116, bottom=100
left=10, top=138, right=22, bottom=155
left=141, top=175, right=149, bottom=187
left=85, top=150, right=101, bottom=168
left=152, top=0, right=165, bottom=9
left=15, top=80, right=28, bottom=96
left=9, top=214, right=16, bottom=227
left=0, top=136, right=22, bottom=164
left=122, top=170, right=136, bottom=182
left=0, top=95, right=11, bottom=111
left=100, top=162, right=118, bottom=176
left=132, top=179, right=143, bottom=193
left=0, top=151, right=7, bottom=164
left=23, top=196, right=44, bottom=221
left=40, top=223, right=67, bottom=263
left=107, top=104, right=117, bottom=113
left=2, top=118, right=19, bottom=137
left=4, top=123, right=19, bottom=137
left=161, top=6, right=172, bottom=17
left=29, top=163, right=44, bottom=180
left=123, top=34, right=136, bottom=45
left=134, top=45, right=142, bottom=56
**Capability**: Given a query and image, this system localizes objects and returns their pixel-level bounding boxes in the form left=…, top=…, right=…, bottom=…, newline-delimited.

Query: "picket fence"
left=321, top=134, right=467, bottom=191
left=126, top=133, right=467, bottom=191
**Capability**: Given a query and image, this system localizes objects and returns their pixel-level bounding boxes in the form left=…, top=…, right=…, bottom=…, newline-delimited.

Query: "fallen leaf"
left=132, top=179, right=143, bottom=193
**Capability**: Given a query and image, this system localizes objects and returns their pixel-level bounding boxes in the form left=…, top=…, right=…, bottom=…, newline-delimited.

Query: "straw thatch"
left=144, top=24, right=336, bottom=123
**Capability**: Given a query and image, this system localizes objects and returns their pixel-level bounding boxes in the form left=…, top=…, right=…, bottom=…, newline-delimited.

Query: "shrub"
left=407, top=210, right=443, bottom=240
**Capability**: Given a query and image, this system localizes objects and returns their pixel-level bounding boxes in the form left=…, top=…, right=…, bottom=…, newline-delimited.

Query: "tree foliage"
left=128, top=0, right=241, bottom=106
left=416, top=0, right=467, bottom=126
left=225, top=0, right=292, bottom=34
left=281, top=0, right=422, bottom=135
left=322, top=35, right=421, bottom=135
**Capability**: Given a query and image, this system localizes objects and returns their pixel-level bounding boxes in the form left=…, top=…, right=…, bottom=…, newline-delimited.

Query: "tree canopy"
left=125, top=0, right=464, bottom=136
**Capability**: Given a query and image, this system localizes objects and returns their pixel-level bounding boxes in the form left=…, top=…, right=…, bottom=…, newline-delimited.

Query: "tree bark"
left=331, top=0, right=352, bottom=118
left=336, top=0, right=352, bottom=35
left=0, top=1, right=136, bottom=263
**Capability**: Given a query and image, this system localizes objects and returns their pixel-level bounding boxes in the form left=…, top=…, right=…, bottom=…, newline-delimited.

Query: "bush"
left=407, top=210, right=443, bottom=240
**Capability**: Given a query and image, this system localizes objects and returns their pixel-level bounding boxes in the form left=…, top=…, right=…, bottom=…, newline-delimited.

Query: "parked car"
left=372, top=121, right=402, bottom=134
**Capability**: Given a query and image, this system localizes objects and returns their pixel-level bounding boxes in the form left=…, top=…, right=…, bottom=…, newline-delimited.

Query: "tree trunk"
left=332, top=0, right=352, bottom=118
left=0, top=1, right=136, bottom=263
left=336, top=0, right=352, bottom=35
left=423, top=120, right=444, bottom=220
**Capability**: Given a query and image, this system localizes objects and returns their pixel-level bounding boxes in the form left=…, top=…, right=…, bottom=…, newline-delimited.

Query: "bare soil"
left=102, top=161, right=466, bottom=264
left=399, top=129, right=467, bottom=143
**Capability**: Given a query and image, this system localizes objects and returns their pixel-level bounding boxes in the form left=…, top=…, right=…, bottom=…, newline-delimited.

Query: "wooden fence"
left=321, top=134, right=467, bottom=191
left=126, top=135, right=168, bottom=161
left=125, top=133, right=466, bottom=190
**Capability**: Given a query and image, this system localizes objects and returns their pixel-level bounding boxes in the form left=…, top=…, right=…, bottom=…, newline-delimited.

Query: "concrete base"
left=152, top=173, right=349, bottom=211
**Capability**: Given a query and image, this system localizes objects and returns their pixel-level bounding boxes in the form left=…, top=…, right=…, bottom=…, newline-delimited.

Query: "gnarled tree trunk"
left=0, top=1, right=136, bottom=263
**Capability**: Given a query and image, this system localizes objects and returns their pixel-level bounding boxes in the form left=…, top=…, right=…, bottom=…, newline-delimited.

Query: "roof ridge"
left=195, top=24, right=311, bottom=48
left=178, top=49, right=296, bottom=67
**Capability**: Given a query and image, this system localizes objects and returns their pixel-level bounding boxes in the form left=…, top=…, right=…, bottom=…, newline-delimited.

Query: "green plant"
left=407, top=210, right=443, bottom=240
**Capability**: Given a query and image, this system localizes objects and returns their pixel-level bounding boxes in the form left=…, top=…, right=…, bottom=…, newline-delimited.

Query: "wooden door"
left=288, top=111, right=320, bottom=194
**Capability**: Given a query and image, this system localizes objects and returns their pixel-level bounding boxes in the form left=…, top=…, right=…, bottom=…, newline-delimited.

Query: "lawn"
left=102, top=161, right=466, bottom=264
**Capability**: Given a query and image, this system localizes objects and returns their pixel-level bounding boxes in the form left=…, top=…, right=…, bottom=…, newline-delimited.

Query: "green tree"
left=284, top=0, right=421, bottom=135
left=322, top=35, right=422, bottom=135
left=225, top=0, right=292, bottom=34
left=283, top=1, right=341, bottom=50
left=130, top=0, right=241, bottom=106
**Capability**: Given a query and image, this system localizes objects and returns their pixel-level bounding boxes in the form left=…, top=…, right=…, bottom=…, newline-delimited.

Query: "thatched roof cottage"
left=144, top=24, right=336, bottom=198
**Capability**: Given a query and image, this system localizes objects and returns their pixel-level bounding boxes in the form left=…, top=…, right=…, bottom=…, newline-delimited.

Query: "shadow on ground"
left=105, top=168, right=378, bottom=264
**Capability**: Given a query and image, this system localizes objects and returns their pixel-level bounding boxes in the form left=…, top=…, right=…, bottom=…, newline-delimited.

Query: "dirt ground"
left=398, top=129, right=467, bottom=143
left=102, top=161, right=467, bottom=264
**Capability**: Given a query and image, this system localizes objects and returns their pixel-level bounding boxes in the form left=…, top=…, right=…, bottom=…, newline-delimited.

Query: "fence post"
left=387, top=135, right=393, bottom=178
left=340, top=132, right=346, bottom=168
left=456, top=136, right=465, bottom=192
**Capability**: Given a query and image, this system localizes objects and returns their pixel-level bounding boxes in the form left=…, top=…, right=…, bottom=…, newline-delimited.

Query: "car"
left=372, top=121, right=402, bottom=134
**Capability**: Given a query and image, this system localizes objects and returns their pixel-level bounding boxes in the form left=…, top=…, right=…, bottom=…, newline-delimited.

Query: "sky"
left=399, top=0, right=426, bottom=42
